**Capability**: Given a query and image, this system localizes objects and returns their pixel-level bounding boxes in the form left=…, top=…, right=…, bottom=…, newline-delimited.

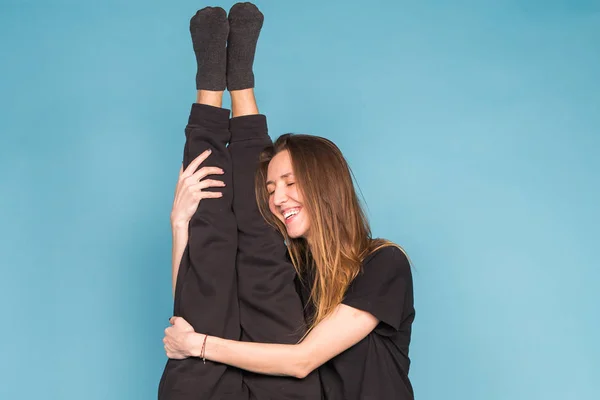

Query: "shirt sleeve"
left=341, top=246, right=413, bottom=335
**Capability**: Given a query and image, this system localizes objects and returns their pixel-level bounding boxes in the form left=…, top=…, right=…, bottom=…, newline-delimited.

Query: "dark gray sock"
left=226, top=2, right=264, bottom=91
left=190, top=7, right=229, bottom=91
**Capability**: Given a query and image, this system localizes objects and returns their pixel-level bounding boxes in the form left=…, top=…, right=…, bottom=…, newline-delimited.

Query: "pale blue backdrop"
left=1, top=0, right=599, bottom=399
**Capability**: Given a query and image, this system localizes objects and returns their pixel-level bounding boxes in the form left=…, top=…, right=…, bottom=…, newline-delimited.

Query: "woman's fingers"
left=189, top=166, right=224, bottom=183
left=192, top=179, right=226, bottom=191
left=200, top=191, right=223, bottom=199
left=171, top=151, right=225, bottom=225
left=188, top=189, right=223, bottom=200
left=182, top=149, right=212, bottom=178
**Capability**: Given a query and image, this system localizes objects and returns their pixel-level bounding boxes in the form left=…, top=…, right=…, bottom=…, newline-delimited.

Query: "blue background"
left=1, top=0, right=599, bottom=399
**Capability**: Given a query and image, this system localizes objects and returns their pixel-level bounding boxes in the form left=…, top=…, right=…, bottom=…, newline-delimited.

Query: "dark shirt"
left=297, top=246, right=415, bottom=400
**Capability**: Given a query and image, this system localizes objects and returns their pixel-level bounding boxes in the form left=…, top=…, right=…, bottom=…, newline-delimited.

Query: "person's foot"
left=190, top=7, right=229, bottom=91
left=226, top=2, right=264, bottom=91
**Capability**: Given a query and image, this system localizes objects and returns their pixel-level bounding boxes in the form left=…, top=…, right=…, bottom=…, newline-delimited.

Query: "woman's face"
left=266, top=150, right=311, bottom=238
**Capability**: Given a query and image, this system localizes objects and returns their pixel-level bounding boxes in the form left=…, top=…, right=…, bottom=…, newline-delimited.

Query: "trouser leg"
left=158, top=103, right=247, bottom=400
left=228, top=115, right=322, bottom=399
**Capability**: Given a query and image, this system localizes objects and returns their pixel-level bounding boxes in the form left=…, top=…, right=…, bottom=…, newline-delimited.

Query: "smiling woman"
left=165, top=130, right=415, bottom=400
left=256, top=133, right=409, bottom=332
left=161, top=2, right=414, bottom=400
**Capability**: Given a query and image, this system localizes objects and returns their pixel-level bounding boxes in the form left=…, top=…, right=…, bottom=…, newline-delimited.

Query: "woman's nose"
left=273, top=186, right=288, bottom=206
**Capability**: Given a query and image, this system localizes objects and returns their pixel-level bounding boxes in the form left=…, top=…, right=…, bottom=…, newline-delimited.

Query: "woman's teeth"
left=283, top=208, right=300, bottom=220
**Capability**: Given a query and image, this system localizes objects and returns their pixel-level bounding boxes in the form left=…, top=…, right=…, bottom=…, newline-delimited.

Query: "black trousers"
left=158, top=104, right=322, bottom=400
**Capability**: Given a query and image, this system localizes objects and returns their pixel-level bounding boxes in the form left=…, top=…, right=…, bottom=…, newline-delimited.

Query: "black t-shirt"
left=297, top=246, right=415, bottom=400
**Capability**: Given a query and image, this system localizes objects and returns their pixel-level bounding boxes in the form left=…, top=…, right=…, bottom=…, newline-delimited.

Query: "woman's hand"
left=170, top=149, right=225, bottom=228
left=163, top=316, right=200, bottom=360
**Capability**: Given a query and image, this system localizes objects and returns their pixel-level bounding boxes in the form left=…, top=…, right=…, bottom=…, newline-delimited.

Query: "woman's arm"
left=169, top=151, right=226, bottom=296
left=170, top=221, right=188, bottom=296
left=168, top=303, right=379, bottom=378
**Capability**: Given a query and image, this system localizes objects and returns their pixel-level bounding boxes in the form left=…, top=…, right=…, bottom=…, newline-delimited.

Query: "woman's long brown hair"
left=255, top=134, right=405, bottom=332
